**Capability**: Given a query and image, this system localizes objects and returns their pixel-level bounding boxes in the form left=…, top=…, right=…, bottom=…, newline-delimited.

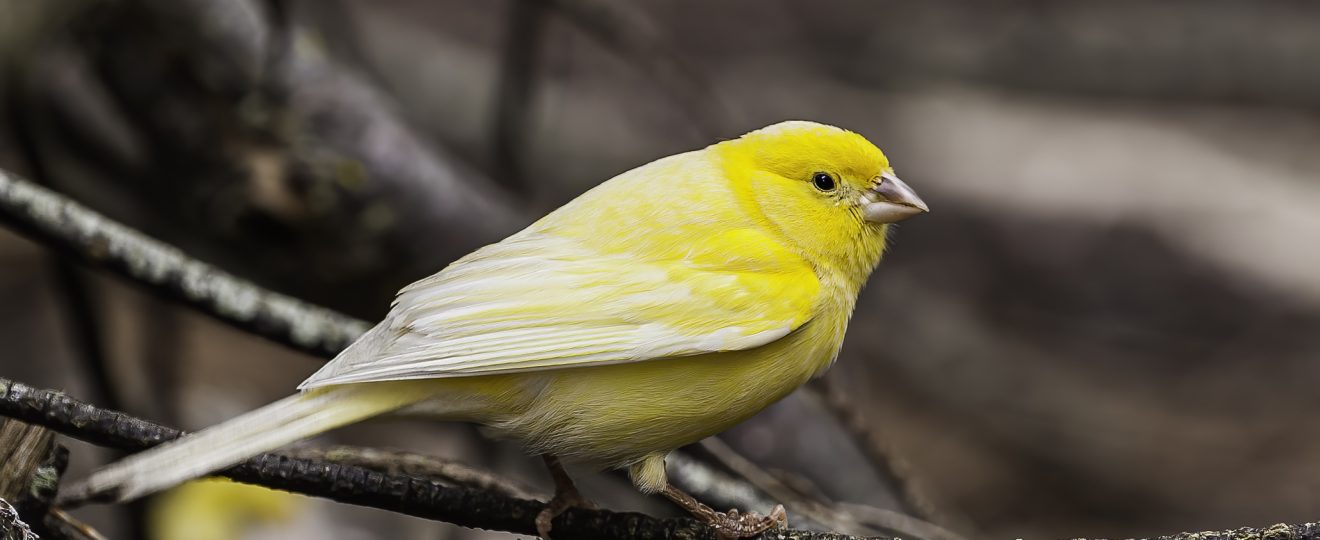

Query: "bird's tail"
left=65, top=382, right=434, bottom=504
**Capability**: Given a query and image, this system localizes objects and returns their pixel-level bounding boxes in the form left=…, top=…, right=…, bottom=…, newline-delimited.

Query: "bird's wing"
left=298, top=229, right=819, bottom=388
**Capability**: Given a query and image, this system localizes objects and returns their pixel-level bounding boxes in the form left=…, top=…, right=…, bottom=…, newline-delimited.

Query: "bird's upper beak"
left=861, top=173, right=929, bottom=224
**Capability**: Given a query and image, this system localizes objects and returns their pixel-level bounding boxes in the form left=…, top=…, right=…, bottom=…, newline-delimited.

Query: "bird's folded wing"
left=299, top=230, right=819, bottom=388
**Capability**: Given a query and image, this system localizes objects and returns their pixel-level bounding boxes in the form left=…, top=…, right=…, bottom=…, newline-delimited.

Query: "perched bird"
left=69, top=120, right=928, bottom=538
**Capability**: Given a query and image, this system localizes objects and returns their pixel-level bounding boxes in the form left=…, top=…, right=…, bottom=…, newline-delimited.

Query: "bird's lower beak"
left=861, top=173, right=929, bottom=224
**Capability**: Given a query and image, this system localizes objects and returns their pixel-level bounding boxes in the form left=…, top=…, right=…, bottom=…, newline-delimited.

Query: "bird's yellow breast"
left=481, top=300, right=850, bottom=466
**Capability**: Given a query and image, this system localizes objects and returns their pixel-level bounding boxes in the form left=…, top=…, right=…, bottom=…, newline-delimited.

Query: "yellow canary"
left=72, top=121, right=928, bottom=537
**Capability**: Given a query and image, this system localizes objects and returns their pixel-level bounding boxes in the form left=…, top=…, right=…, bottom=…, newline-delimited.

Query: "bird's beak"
left=861, top=173, right=929, bottom=224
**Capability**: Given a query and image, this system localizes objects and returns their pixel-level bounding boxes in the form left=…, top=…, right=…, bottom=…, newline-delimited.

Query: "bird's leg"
left=631, top=453, right=787, bottom=538
left=660, top=483, right=788, bottom=538
left=535, top=454, right=597, bottom=539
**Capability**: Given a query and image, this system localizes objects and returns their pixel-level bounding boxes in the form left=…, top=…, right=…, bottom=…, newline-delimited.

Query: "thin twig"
left=700, top=439, right=964, bottom=540
left=665, top=451, right=779, bottom=518
left=44, top=510, right=108, bottom=540
left=0, top=377, right=885, bottom=540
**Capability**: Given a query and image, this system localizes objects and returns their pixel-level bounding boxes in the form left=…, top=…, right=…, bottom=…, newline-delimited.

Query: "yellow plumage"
left=71, top=120, right=928, bottom=536
left=149, top=480, right=302, bottom=540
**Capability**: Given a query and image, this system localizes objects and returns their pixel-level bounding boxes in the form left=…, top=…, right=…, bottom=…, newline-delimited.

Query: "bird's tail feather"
left=66, top=382, right=433, bottom=503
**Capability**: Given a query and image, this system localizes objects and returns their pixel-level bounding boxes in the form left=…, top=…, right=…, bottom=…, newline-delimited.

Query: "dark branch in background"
left=44, top=265, right=114, bottom=406
left=0, top=169, right=370, bottom=357
left=296, top=0, right=395, bottom=91
left=21, top=0, right=527, bottom=317
left=273, top=24, right=530, bottom=251
left=491, top=0, right=548, bottom=189
left=0, top=378, right=881, bottom=540
left=545, top=0, right=729, bottom=138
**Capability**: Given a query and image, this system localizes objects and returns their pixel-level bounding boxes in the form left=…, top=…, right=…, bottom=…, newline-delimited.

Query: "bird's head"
left=716, top=120, right=928, bottom=274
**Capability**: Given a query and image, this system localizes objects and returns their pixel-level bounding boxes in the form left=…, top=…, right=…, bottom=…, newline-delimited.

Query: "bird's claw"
left=706, top=504, right=788, bottom=538
left=535, top=490, right=598, bottom=539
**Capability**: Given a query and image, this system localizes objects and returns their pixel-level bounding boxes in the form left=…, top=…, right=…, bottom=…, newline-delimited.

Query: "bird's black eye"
left=812, top=172, right=836, bottom=192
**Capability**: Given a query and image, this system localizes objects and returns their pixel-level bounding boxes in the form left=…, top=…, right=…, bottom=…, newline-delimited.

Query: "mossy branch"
left=0, top=168, right=368, bottom=357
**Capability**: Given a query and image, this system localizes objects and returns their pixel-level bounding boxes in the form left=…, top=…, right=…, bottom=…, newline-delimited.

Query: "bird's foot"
left=698, top=504, right=789, bottom=539
left=661, top=482, right=788, bottom=538
left=535, top=488, right=597, bottom=539
left=536, top=454, right=598, bottom=539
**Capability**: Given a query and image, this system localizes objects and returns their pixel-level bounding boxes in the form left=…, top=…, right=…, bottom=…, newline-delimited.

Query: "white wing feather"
left=298, top=232, right=811, bottom=389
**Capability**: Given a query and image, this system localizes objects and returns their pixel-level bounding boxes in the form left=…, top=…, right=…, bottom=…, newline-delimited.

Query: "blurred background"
left=2, top=0, right=1319, bottom=538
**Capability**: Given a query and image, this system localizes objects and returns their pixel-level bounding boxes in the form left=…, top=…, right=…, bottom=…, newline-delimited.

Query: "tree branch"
left=3, top=377, right=1317, bottom=540
left=19, top=0, right=526, bottom=316
left=280, top=445, right=537, bottom=500
left=42, top=510, right=107, bottom=540
left=0, top=168, right=369, bottom=358
left=0, top=377, right=882, bottom=540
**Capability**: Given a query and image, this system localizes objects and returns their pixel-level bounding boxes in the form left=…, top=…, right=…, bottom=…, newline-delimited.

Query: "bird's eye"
left=812, top=172, right=836, bottom=192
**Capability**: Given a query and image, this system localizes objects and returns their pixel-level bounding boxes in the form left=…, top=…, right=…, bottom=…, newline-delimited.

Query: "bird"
left=67, top=120, right=928, bottom=538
